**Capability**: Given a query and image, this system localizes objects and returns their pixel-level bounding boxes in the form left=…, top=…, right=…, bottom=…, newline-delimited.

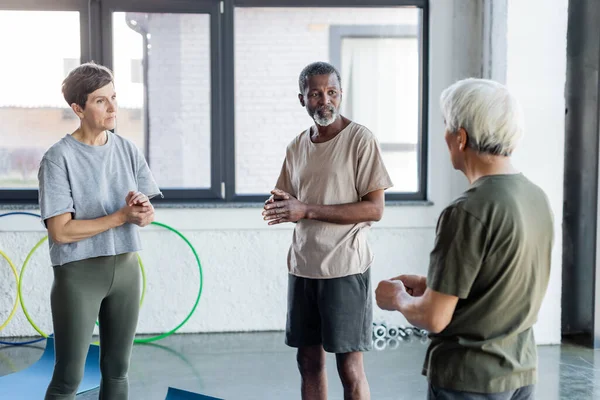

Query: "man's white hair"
left=440, top=78, right=523, bottom=156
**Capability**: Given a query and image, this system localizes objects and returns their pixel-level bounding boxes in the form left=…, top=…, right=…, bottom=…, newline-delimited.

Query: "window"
left=63, top=58, right=80, bottom=77
left=1, top=0, right=428, bottom=204
left=112, top=11, right=212, bottom=190
left=130, top=59, right=143, bottom=84
left=62, top=58, right=81, bottom=120
left=102, top=1, right=222, bottom=202
left=229, top=3, right=428, bottom=201
left=332, top=26, right=421, bottom=194
left=0, top=9, right=82, bottom=202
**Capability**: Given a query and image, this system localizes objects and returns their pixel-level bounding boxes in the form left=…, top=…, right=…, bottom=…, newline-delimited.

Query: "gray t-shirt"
left=38, top=132, right=162, bottom=266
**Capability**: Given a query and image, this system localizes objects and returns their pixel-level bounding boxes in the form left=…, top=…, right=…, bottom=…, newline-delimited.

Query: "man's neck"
left=463, top=154, right=518, bottom=184
left=311, top=116, right=350, bottom=143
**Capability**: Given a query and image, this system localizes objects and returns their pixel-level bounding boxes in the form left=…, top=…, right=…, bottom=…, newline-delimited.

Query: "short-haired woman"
left=38, top=61, right=162, bottom=400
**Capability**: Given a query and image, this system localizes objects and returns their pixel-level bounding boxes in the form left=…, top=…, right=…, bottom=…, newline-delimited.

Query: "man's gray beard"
left=312, top=107, right=338, bottom=127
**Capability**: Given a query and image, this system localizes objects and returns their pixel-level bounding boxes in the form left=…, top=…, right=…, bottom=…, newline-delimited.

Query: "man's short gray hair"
left=298, top=62, right=341, bottom=94
left=440, top=78, right=523, bottom=156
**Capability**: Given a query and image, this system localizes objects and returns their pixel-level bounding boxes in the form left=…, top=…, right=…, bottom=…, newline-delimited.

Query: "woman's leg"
left=45, top=258, right=111, bottom=400
left=97, top=252, right=141, bottom=400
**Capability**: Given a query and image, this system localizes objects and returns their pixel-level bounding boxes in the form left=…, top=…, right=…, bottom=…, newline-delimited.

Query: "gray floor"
left=1, top=332, right=599, bottom=399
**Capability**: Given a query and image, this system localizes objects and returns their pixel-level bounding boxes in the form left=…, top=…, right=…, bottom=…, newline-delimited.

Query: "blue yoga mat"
left=166, top=387, right=224, bottom=400
left=0, top=337, right=101, bottom=399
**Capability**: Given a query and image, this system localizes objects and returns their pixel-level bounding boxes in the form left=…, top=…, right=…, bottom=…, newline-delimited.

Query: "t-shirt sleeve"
left=274, top=152, right=296, bottom=197
left=356, top=133, right=394, bottom=198
left=135, top=147, right=163, bottom=200
left=38, top=157, right=75, bottom=226
left=427, top=206, right=488, bottom=299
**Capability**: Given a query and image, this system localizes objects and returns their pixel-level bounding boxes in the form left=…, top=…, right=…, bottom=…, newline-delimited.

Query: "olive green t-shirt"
left=423, top=173, right=554, bottom=393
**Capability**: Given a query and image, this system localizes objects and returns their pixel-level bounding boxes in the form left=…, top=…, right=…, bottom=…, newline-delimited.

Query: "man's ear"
left=298, top=93, right=305, bottom=107
left=457, top=128, right=469, bottom=151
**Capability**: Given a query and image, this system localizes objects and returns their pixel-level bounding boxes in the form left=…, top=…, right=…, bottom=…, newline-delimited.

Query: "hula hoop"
left=132, top=221, right=203, bottom=343
left=0, top=337, right=46, bottom=346
left=0, top=212, right=47, bottom=346
left=19, top=236, right=147, bottom=338
left=0, top=250, right=19, bottom=332
left=2, top=211, right=201, bottom=344
left=18, top=236, right=49, bottom=338
left=0, top=212, right=42, bottom=219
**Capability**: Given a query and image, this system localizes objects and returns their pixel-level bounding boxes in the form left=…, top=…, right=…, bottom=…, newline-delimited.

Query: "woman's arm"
left=46, top=203, right=153, bottom=244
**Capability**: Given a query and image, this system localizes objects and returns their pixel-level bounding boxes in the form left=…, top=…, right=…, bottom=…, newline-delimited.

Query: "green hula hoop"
left=18, top=221, right=202, bottom=344
left=133, top=221, right=203, bottom=343
left=0, top=250, right=20, bottom=332
left=19, top=236, right=147, bottom=338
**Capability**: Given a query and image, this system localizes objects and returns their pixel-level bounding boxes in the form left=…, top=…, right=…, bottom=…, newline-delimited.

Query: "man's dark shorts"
left=285, top=268, right=372, bottom=354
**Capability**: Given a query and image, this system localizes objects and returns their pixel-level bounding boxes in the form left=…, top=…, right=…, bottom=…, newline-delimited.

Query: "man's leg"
left=335, top=352, right=370, bottom=400
left=297, top=345, right=328, bottom=400
left=285, top=274, right=325, bottom=399
left=320, top=268, right=373, bottom=400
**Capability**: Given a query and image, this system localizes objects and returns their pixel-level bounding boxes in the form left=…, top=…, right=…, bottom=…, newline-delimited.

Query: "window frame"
left=224, top=0, right=429, bottom=202
left=99, top=0, right=225, bottom=203
left=0, top=0, right=91, bottom=204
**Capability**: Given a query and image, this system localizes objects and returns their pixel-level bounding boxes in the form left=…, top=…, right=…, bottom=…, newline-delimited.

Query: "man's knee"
left=336, top=352, right=365, bottom=387
left=297, top=347, right=325, bottom=376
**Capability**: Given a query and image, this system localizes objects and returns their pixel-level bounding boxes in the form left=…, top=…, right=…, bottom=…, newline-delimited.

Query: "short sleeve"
left=274, top=152, right=296, bottom=197
left=135, top=148, right=163, bottom=200
left=38, top=158, right=75, bottom=226
left=356, top=134, right=393, bottom=198
left=427, top=206, right=487, bottom=299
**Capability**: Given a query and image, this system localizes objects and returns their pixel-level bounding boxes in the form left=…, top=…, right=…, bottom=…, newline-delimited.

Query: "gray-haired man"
left=264, top=61, right=393, bottom=399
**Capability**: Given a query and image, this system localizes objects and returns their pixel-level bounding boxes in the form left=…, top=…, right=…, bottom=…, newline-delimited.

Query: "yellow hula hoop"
left=0, top=250, right=19, bottom=332
left=19, top=236, right=50, bottom=337
left=18, top=236, right=147, bottom=338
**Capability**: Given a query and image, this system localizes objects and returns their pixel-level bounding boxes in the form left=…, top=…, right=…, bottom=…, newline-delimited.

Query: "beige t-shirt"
left=275, top=121, right=393, bottom=279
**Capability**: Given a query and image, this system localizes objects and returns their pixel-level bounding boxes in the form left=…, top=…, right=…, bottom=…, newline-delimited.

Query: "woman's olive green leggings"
left=45, top=252, right=140, bottom=400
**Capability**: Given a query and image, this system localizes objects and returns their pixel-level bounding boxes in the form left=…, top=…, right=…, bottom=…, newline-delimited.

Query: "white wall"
left=506, top=0, right=567, bottom=345
left=0, top=0, right=567, bottom=346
